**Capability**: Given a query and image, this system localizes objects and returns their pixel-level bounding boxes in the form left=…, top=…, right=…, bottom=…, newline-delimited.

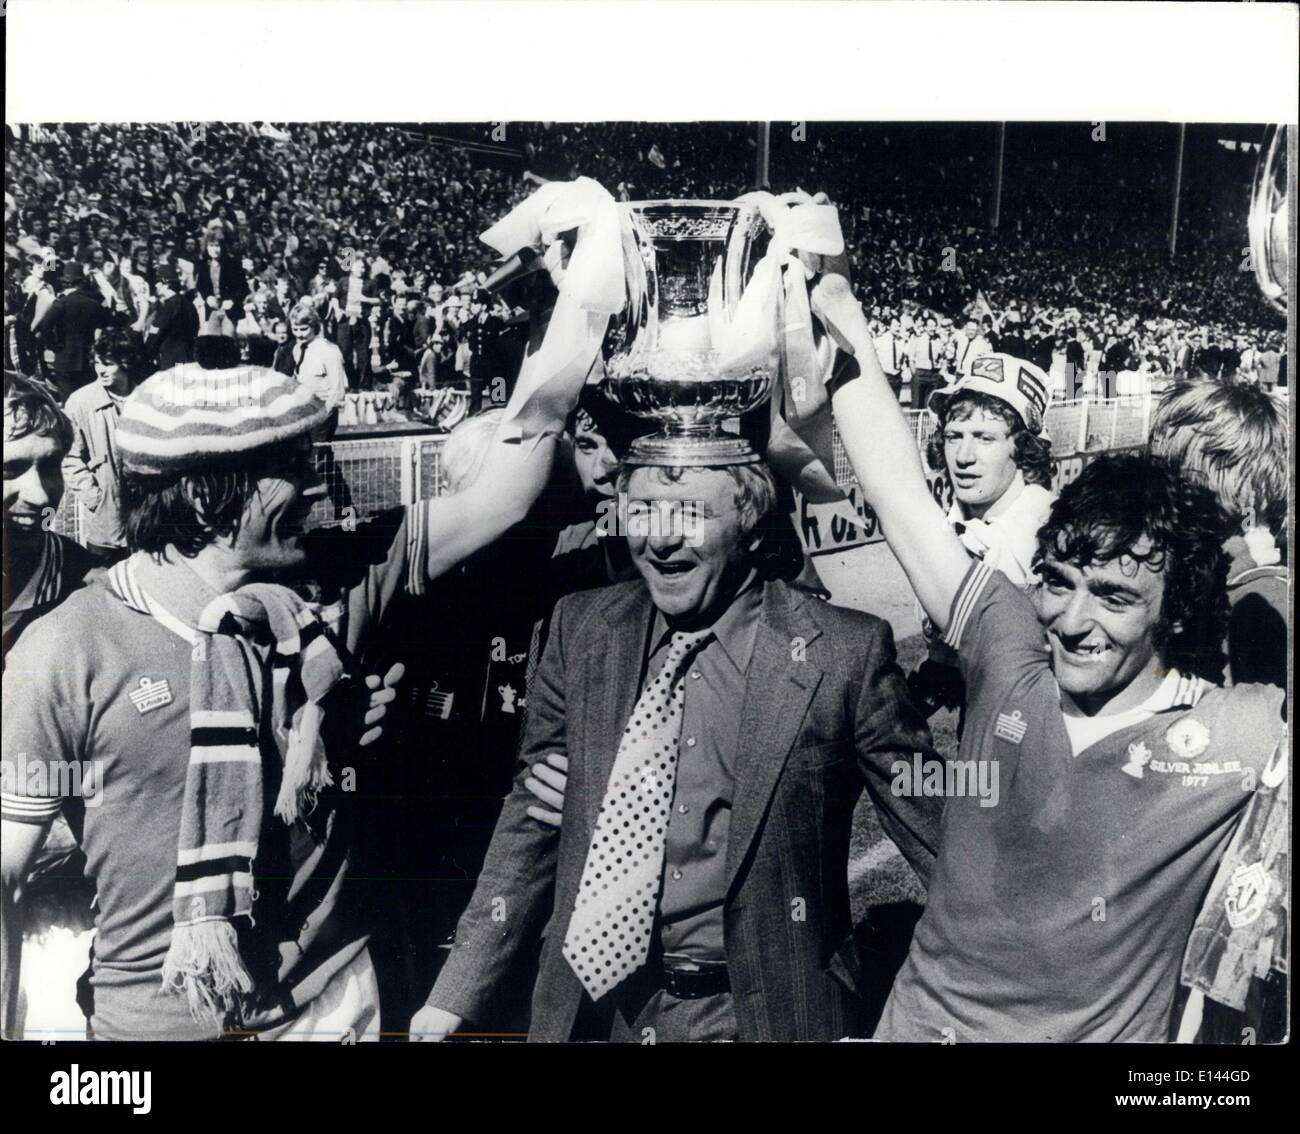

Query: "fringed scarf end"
left=274, top=700, right=332, bottom=824
left=161, top=920, right=255, bottom=1025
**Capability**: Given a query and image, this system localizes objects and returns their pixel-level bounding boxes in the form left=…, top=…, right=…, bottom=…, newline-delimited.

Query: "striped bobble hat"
left=119, top=364, right=332, bottom=476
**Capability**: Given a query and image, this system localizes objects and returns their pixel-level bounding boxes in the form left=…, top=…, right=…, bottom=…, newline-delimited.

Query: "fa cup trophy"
left=602, top=201, right=777, bottom=467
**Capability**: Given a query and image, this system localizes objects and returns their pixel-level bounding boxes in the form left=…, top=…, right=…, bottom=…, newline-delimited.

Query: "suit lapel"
left=585, top=584, right=655, bottom=833
left=725, top=582, right=823, bottom=889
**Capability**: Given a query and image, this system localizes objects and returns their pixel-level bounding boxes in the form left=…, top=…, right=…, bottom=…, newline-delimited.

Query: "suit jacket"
left=195, top=254, right=249, bottom=321
left=430, top=577, right=942, bottom=1041
left=150, top=292, right=200, bottom=368
left=41, top=288, right=113, bottom=375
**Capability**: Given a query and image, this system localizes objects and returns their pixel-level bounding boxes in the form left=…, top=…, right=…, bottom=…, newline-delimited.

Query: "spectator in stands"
left=1193, top=332, right=1223, bottom=380
left=418, top=332, right=443, bottom=391
left=194, top=227, right=247, bottom=369
left=335, top=254, right=380, bottom=389
left=270, top=318, right=293, bottom=376
left=36, top=262, right=116, bottom=402
left=61, top=328, right=143, bottom=564
left=286, top=300, right=347, bottom=438
left=14, top=246, right=56, bottom=379
left=906, top=314, right=943, bottom=409
left=950, top=320, right=991, bottom=379
left=145, top=262, right=199, bottom=369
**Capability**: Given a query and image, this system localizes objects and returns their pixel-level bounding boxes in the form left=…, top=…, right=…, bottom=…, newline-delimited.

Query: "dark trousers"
left=882, top=372, right=903, bottom=400
left=336, top=318, right=371, bottom=390
left=607, top=963, right=738, bottom=1043
left=910, top=368, right=942, bottom=411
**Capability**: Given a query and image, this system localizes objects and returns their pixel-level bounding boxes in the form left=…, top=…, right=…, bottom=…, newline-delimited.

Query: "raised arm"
left=421, top=424, right=559, bottom=583
left=813, top=275, right=971, bottom=631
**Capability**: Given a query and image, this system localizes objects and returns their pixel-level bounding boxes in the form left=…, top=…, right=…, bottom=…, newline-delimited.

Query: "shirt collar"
left=81, top=381, right=121, bottom=411
left=649, top=572, right=763, bottom=675
left=1060, top=666, right=1207, bottom=720
left=981, top=470, right=1028, bottom=522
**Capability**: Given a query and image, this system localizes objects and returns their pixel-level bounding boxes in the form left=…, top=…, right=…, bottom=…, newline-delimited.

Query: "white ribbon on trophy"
left=479, top=176, right=625, bottom=440
left=709, top=190, right=858, bottom=520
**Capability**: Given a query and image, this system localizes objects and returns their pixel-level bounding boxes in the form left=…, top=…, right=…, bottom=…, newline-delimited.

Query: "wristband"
left=825, top=351, right=862, bottom=398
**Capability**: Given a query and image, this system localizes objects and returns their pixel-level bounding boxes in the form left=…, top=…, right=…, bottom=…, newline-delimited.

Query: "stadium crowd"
left=5, top=121, right=1286, bottom=422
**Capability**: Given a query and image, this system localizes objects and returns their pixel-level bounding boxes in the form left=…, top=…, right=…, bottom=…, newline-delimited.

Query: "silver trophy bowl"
left=603, top=200, right=776, bottom=466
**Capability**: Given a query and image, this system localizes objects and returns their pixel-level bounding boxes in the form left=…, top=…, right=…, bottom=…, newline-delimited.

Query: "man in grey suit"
left=411, top=460, right=940, bottom=1042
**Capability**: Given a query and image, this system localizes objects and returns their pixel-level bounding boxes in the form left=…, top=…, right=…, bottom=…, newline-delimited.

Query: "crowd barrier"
left=53, top=395, right=1153, bottom=550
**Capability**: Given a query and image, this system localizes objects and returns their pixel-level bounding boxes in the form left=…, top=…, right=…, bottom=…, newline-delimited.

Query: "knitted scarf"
left=107, top=554, right=347, bottom=1026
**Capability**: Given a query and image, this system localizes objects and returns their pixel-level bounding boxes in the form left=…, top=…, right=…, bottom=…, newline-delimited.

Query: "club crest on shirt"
left=1164, top=718, right=1211, bottom=762
left=1121, top=740, right=1152, bottom=779
left=128, top=676, right=173, bottom=715
left=994, top=709, right=1027, bottom=744
left=1224, top=860, right=1271, bottom=930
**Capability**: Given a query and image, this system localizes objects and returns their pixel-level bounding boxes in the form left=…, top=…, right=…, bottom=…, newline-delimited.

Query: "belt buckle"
left=662, top=963, right=727, bottom=1000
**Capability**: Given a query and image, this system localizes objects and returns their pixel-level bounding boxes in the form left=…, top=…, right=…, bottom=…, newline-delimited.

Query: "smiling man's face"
left=1034, top=539, right=1169, bottom=712
left=625, top=466, right=757, bottom=626
left=3, top=421, right=65, bottom=552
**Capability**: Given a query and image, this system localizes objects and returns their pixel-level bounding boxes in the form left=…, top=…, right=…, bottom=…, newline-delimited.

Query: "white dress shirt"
left=292, top=337, right=348, bottom=411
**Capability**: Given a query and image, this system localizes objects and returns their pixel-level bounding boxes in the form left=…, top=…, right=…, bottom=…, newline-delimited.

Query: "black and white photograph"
left=2, top=0, right=1295, bottom=1114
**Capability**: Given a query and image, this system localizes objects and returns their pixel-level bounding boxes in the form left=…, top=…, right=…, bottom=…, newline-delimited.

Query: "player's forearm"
left=821, top=306, right=968, bottom=626
left=830, top=344, right=936, bottom=530
left=474, top=427, right=558, bottom=530
left=1, top=878, right=25, bottom=1039
left=423, top=431, right=558, bottom=581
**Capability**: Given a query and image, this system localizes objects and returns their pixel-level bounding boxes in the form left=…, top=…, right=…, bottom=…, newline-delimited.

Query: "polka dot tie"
left=563, top=629, right=713, bottom=1000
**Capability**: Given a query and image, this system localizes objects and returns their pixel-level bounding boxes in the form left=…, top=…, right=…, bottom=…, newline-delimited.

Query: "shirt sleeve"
left=336, top=505, right=427, bottom=659
left=323, top=344, right=348, bottom=410
left=942, top=558, right=1048, bottom=694
left=1, top=620, right=86, bottom=825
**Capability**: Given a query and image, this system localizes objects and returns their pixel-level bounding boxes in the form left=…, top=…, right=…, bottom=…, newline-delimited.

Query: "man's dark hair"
left=3, top=372, right=74, bottom=453
left=92, top=325, right=145, bottom=378
left=925, top=389, right=1052, bottom=488
left=123, top=442, right=304, bottom=558
left=1034, top=453, right=1234, bottom=678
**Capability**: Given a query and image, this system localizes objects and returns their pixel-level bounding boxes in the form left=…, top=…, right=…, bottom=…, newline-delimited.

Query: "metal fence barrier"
left=52, top=395, right=1152, bottom=547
